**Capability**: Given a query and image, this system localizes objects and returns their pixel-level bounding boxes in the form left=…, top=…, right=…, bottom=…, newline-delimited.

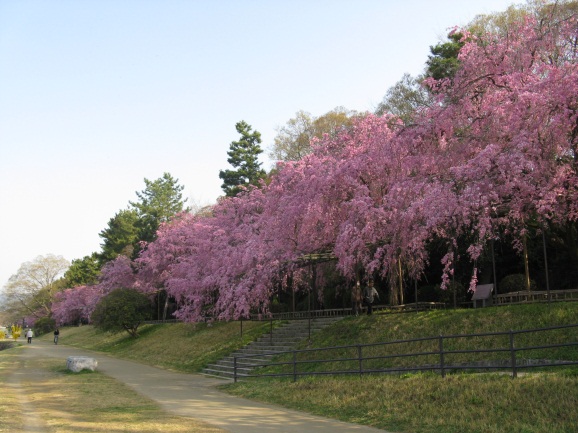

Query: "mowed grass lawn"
left=27, top=303, right=578, bottom=433
left=0, top=348, right=226, bottom=433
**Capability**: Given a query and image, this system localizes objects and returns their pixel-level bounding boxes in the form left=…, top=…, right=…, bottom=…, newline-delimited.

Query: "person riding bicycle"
left=53, top=328, right=60, bottom=345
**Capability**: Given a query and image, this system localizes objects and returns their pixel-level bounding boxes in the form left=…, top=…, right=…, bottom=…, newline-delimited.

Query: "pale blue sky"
left=0, top=0, right=519, bottom=289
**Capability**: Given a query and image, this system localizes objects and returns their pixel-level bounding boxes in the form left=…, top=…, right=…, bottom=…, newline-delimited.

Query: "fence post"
left=509, top=330, right=517, bottom=378
left=439, top=335, right=446, bottom=378
left=358, top=345, right=363, bottom=377
left=240, top=318, right=243, bottom=337
left=270, top=319, right=273, bottom=345
left=234, top=356, right=238, bottom=383
left=293, top=351, right=297, bottom=382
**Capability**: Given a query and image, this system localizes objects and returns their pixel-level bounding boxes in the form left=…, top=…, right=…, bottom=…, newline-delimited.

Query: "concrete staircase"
left=202, top=317, right=343, bottom=379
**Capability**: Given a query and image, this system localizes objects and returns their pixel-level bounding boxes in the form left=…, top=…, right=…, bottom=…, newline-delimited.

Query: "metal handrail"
left=233, top=323, right=578, bottom=382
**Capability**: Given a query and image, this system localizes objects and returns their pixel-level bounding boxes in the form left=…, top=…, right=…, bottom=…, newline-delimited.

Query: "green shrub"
left=91, top=288, right=153, bottom=338
left=435, top=281, right=468, bottom=305
left=499, top=274, right=538, bottom=293
left=34, top=317, right=56, bottom=336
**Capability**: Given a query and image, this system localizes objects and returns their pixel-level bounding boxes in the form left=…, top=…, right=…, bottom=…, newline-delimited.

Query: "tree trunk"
left=523, top=235, right=531, bottom=292
left=163, top=296, right=169, bottom=321
left=397, top=257, right=403, bottom=305
left=389, top=258, right=404, bottom=306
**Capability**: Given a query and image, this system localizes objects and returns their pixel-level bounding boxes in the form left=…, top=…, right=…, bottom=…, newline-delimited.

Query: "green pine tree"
left=64, top=253, right=101, bottom=287
left=98, top=209, right=140, bottom=263
left=219, top=121, right=267, bottom=197
left=426, top=32, right=465, bottom=81
left=98, top=173, right=189, bottom=264
left=129, top=172, right=189, bottom=244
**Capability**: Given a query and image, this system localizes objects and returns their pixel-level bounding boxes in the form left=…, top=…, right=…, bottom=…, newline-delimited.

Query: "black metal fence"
left=143, top=302, right=447, bottom=326
left=233, top=323, right=578, bottom=382
left=144, top=291, right=578, bottom=326
left=252, top=302, right=447, bottom=320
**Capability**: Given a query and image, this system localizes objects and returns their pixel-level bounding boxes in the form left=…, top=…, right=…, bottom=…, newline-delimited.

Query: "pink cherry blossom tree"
left=54, top=7, right=578, bottom=318
left=52, top=255, right=141, bottom=324
left=52, top=285, right=103, bottom=325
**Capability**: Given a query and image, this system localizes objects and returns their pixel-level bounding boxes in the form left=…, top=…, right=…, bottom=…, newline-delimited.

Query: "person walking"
left=53, top=328, right=60, bottom=345
left=26, top=328, right=33, bottom=344
left=363, top=280, right=379, bottom=315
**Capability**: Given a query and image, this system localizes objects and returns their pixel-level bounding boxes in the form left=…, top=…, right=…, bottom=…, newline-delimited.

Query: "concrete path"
left=19, top=341, right=388, bottom=433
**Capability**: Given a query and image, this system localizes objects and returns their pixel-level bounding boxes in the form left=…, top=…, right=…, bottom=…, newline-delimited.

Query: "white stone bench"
left=66, top=356, right=98, bottom=372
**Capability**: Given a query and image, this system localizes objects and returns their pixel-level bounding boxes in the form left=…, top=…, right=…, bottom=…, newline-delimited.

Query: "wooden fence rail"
left=495, top=289, right=578, bottom=305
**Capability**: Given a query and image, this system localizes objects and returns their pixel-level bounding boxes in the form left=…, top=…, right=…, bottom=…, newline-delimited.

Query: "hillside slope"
left=45, top=303, right=578, bottom=373
left=39, top=303, right=578, bottom=433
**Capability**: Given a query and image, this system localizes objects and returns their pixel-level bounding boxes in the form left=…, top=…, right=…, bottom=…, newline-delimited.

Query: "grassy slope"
left=295, top=302, right=578, bottom=370
left=49, top=319, right=279, bottom=372
left=41, top=303, right=578, bottom=433
left=311, top=302, right=578, bottom=346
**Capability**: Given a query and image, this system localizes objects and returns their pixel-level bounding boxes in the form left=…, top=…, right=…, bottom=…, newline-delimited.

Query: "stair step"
left=242, top=343, right=295, bottom=350
left=204, top=364, right=255, bottom=373
left=202, top=368, right=248, bottom=379
left=217, top=355, right=273, bottom=363
left=252, top=341, right=302, bottom=347
left=202, top=317, right=344, bottom=379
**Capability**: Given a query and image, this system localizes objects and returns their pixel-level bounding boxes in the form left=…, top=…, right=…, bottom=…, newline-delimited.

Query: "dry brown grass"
left=0, top=350, right=25, bottom=432
left=0, top=347, right=226, bottom=433
left=224, top=372, right=578, bottom=433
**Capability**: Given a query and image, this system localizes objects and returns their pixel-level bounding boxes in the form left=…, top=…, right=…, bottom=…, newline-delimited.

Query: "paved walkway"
left=18, top=341, right=388, bottom=433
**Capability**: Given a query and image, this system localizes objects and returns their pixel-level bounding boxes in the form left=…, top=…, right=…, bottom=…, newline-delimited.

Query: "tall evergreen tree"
left=219, top=121, right=267, bottom=197
left=64, top=253, right=101, bottom=287
left=98, top=209, right=140, bottom=263
left=130, top=172, right=189, bottom=244
left=98, top=173, right=189, bottom=264
left=426, top=32, right=465, bottom=81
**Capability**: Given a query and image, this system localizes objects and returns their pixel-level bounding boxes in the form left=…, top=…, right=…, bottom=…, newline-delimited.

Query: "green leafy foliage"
left=64, top=253, right=101, bottom=287
left=270, top=107, right=358, bottom=161
left=98, top=173, right=189, bottom=264
left=91, top=288, right=153, bottom=338
left=34, top=316, right=56, bottom=336
left=499, top=274, right=538, bottom=293
left=435, top=280, right=468, bottom=306
left=375, top=73, right=432, bottom=125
